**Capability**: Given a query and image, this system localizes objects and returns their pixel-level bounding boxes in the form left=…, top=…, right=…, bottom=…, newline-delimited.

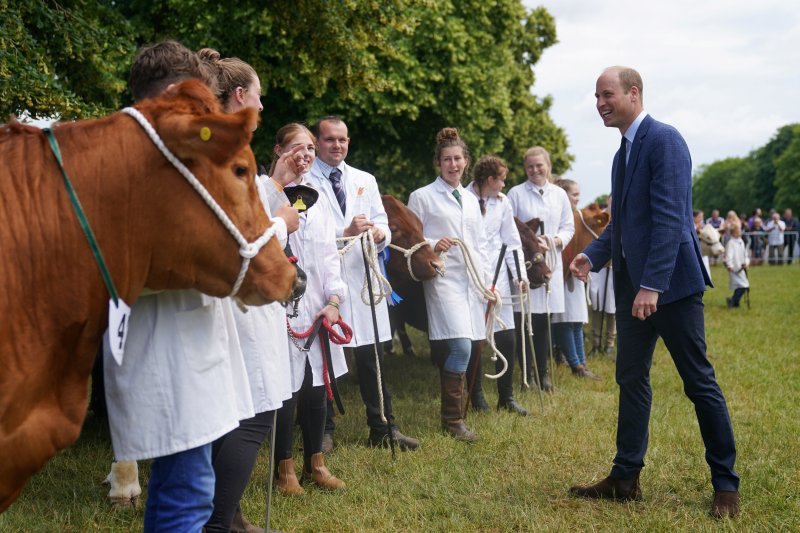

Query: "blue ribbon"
left=379, top=249, right=403, bottom=306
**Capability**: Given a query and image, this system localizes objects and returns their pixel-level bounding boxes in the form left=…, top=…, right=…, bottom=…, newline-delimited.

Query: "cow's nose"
left=431, top=259, right=445, bottom=276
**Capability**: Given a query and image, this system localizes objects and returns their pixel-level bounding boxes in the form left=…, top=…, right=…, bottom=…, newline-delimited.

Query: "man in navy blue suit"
left=568, top=66, right=740, bottom=518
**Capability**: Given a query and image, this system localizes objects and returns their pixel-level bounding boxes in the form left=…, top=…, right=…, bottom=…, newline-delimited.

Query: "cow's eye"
left=234, top=166, right=248, bottom=178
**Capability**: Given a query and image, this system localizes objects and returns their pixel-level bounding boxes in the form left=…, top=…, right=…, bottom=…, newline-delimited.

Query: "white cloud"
left=525, top=0, right=800, bottom=203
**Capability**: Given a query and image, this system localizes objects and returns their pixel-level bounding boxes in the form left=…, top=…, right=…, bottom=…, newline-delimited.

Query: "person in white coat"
left=271, top=123, right=349, bottom=495
left=408, top=127, right=491, bottom=442
left=466, top=155, right=531, bottom=416
left=507, top=146, right=574, bottom=391
left=103, top=41, right=274, bottom=533
left=724, top=222, right=750, bottom=308
left=588, top=196, right=616, bottom=358
left=307, top=116, right=418, bottom=452
left=196, top=51, right=302, bottom=533
left=552, top=179, right=600, bottom=381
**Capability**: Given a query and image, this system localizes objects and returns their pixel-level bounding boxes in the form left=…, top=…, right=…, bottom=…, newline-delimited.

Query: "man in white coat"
left=308, top=116, right=419, bottom=451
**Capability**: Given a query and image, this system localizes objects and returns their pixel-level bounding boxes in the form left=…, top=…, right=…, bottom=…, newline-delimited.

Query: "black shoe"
left=498, top=398, right=529, bottom=416
left=570, top=473, right=642, bottom=501
left=470, top=389, right=491, bottom=412
left=726, top=298, right=733, bottom=309
left=368, top=427, right=420, bottom=451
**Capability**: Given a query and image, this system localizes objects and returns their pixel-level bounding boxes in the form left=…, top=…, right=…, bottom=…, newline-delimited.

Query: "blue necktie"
left=613, top=136, right=626, bottom=250
left=329, top=168, right=346, bottom=215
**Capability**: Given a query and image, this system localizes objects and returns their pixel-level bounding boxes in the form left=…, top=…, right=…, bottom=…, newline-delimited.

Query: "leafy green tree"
left=692, top=157, right=756, bottom=215
left=773, top=126, right=800, bottom=210
left=108, top=0, right=569, bottom=196
left=0, top=0, right=135, bottom=120
left=750, top=124, right=800, bottom=210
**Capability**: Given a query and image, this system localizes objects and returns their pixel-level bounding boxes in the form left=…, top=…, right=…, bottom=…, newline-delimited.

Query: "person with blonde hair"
left=507, top=146, right=575, bottom=391
left=409, top=127, right=490, bottom=442
left=724, top=221, right=749, bottom=308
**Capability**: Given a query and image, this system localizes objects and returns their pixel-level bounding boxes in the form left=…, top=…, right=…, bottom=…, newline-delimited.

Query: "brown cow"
left=0, top=80, right=296, bottom=512
left=382, top=195, right=443, bottom=291
left=562, top=203, right=611, bottom=278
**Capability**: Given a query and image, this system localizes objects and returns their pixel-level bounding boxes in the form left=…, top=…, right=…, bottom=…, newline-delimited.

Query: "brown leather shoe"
left=710, top=490, right=740, bottom=518
left=230, top=509, right=266, bottom=533
left=274, top=458, right=304, bottom=496
left=302, top=452, right=346, bottom=491
left=572, top=364, right=603, bottom=381
left=569, top=473, right=642, bottom=501
left=368, top=427, right=420, bottom=451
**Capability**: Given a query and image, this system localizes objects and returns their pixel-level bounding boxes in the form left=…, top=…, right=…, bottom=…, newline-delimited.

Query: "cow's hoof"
left=110, top=494, right=140, bottom=510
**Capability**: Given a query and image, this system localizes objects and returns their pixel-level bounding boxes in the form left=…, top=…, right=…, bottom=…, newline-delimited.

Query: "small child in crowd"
left=724, top=222, right=749, bottom=308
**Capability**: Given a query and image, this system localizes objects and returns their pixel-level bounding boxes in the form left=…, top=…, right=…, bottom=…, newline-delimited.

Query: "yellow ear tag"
left=199, top=126, right=212, bottom=141
left=293, top=195, right=307, bottom=211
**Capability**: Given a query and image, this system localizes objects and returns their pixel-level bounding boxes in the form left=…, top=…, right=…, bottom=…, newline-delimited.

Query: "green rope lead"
left=44, top=128, right=120, bottom=306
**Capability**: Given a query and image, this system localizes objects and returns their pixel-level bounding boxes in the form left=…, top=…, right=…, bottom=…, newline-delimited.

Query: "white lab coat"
left=725, top=237, right=750, bottom=289
left=232, top=177, right=292, bottom=413
left=507, top=181, right=574, bottom=314
left=466, top=183, right=527, bottom=332
left=307, top=159, right=391, bottom=347
left=588, top=266, right=616, bottom=314
left=552, top=276, right=588, bottom=324
left=408, top=177, right=490, bottom=341
left=104, top=291, right=254, bottom=462
left=286, top=177, right=348, bottom=392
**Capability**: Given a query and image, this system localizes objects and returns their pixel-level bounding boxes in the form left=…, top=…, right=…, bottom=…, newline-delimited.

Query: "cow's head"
left=514, top=217, right=551, bottom=288
left=562, top=203, right=610, bottom=278
left=132, top=80, right=295, bottom=304
left=580, top=203, right=611, bottom=238
left=698, top=224, right=725, bottom=257
left=382, top=195, right=443, bottom=289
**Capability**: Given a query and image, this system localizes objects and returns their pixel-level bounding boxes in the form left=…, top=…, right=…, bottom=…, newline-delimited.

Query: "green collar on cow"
left=43, top=128, right=120, bottom=306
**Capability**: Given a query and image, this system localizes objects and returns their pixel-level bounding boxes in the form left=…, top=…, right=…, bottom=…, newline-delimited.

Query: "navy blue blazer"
left=584, top=115, right=711, bottom=306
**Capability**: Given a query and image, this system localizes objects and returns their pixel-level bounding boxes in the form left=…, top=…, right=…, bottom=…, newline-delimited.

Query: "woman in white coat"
left=466, top=155, right=530, bottom=416
left=271, top=123, right=349, bottom=494
left=507, top=146, right=574, bottom=391
left=198, top=52, right=303, bottom=533
left=552, top=179, right=600, bottom=381
left=408, top=128, right=491, bottom=442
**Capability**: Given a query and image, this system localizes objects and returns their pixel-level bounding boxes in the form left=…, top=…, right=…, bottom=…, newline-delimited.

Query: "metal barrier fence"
left=737, top=230, right=799, bottom=265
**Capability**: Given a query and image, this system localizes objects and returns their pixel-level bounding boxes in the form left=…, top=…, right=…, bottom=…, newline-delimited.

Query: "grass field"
left=1, top=264, right=798, bottom=532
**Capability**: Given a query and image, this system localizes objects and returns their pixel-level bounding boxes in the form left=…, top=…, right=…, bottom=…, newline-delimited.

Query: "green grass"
left=2, top=264, right=799, bottom=532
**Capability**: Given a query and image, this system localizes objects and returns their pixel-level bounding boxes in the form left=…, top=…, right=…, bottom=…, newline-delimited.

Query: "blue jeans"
left=145, top=443, right=215, bottom=533
left=554, top=322, right=586, bottom=368
left=442, top=337, right=472, bottom=372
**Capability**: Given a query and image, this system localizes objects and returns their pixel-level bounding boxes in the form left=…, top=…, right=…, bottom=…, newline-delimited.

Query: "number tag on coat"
left=108, top=298, right=131, bottom=365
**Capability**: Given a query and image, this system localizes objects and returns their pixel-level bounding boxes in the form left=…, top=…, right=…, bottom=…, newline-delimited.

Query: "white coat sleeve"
left=319, top=203, right=347, bottom=303
left=555, top=191, right=575, bottom=250
left=501, top=201, right=527, bottom=282
left=408, top=190, right=438, bottom=248
left=367, top=178, right=391, bottom=252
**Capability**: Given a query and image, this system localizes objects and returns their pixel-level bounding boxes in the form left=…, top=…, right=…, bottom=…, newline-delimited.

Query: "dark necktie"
left=613, top=136, right=626, bottom=249
left=452, top=188, right=462, bottom=207
left=329, top=168, right=346, bottom=215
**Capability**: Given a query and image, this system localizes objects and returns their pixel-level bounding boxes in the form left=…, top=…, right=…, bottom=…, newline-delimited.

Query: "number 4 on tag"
left=109, top=298, right=132, bottom=365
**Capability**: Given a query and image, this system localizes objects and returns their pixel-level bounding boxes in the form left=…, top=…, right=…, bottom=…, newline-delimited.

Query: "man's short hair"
left=312, top=115, right=346, bottom=137
left=128, top=40, right=219, bottom=101
left=616, top=66, right=643, bottom=102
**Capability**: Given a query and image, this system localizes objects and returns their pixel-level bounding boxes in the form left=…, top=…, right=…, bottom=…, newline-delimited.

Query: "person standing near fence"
left=782, top=208, right=798, bottom=263
left=569, top=66, right=740, bottom=519
left=764, top=211, right=786, bottom=265
left=724, top=222, right=749, bottom=308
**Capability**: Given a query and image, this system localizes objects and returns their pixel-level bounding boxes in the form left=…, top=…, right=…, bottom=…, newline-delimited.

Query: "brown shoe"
left=230, top=509, right=266, bottom=533
left=710, top=490, right=740, bottom=518
left=368, top=427, right=420, bottom=451
left=440, top=370, right=479, bottom=443
left=569, top=473, right=642, bottom=501
left=274, top=458, right=304, bottom=496
left=302, top=452, right=346, bottom=491
left=572, top=364, right=603, bottom=381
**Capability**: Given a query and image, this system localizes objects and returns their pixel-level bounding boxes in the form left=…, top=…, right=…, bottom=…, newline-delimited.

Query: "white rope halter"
left=387, top=241, right=440, bottom=282
left=336, top=230, right=393, bottom=306
left=122, top=107, right=277, bottom=297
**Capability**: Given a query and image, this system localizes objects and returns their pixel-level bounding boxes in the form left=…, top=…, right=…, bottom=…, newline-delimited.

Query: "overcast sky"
left=526, top=0, right=800, bottom=204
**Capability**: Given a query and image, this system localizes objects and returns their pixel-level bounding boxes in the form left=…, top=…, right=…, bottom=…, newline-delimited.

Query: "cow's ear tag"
left=108, top=298, right=132, bottom=365
left=293, top=195, right=307, bottom=211
left=200, top=126, right=212, bottom=141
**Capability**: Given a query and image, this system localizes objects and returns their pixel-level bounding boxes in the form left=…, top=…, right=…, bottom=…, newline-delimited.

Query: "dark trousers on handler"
left=326, top=344, right=394, bottom=435
left=514, top=311, right=551, bottom=390
left=612, top=263, right=739, bottom=491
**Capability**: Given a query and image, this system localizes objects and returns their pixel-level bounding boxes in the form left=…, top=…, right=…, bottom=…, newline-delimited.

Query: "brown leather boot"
left=301, top=452, right=346, bottom=491
left=710, top=490, right=740, bottom=518
left=572, top=364, right=603, bottom=381
left=274, top=458, right=304, bottom=496
left=440, top=370, right=478, bottom=442
left=569, top=473, right=642, bottom=501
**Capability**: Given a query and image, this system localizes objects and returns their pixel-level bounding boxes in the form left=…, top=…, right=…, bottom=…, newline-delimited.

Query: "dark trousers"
left=730, top=287, right=747, bottom=307
left=275, top=361, right=326, bottom=465
left=611, top=268, right=739, bottom=491
left=514, top=312, right=550, bottom=383
left=493, top=329, right=517, bottom=403
left=326, top=344, right=395, bottom=434
left=205, top=410, right=274, bottom=532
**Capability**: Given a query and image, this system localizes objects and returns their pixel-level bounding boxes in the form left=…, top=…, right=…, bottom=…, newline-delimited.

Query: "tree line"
left=1, top=0, right=571, bottom=198
left=692, top=124, right=800, bottom=216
